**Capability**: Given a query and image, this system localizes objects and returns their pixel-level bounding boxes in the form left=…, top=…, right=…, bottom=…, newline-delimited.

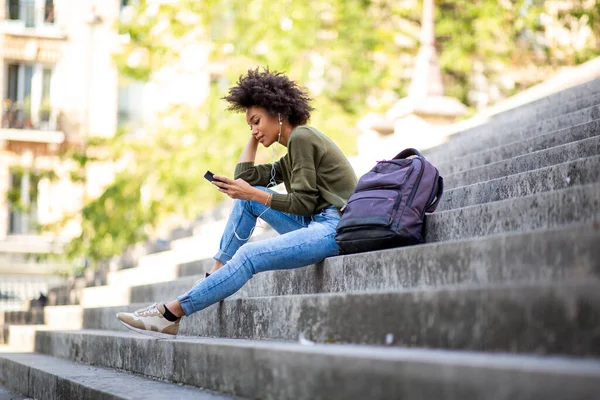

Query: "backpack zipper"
left=406, top=158, right=425, bottom=208
left=390, top=158, right=424, bottom=230
left=423, top=169, right=440, bottom=217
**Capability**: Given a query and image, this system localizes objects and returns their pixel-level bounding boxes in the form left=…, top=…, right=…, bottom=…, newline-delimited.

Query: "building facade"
left=0, top=0, right=121, bottom=310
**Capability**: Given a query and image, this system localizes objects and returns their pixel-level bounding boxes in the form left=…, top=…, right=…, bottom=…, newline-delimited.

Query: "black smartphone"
left=204, top=170, right=216, bottom=182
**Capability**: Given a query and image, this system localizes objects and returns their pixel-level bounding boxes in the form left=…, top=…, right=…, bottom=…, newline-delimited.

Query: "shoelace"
left=134, top=303, right=159, bottom=317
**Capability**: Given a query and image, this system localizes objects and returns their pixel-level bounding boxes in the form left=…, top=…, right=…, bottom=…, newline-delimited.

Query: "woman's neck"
left=279, top=122, right=300, bottom=147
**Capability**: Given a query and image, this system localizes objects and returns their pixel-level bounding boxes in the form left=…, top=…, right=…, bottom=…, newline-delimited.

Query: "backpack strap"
left=426, top=176, right=444, bottom=213
left=393, top=148, right=424, bottom=160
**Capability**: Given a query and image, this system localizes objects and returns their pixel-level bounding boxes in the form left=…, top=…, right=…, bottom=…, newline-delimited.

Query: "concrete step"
left=425, top=92, right=600, bottom=164
left=177, top=258, right=215, bottom=277
left=0, top=352, right=235, bottom=400
left=42, top=181, right=600, bottom=310
left=2, top=307, right=82, bottom=350
left=60, top=217, right=600, bottom=310
left=68, top=180, right=600, bottom=308
left=444, top=134, right=600, bottom=189
left=38, top=331, right=600, bottom=400
left=105, top=247, right=212, bottom=287
left=125, top=222, right=600, bottom=303
left=436, top=117, right=600, bottom=176
left=47, top=230, right=275, bottom=308
left=439, top=155, right=600, bottom=211
left=426, top=182, right=599, bottom=243
left=18, top=223, right=596, bottom=342
left=0, top=309, right=44, bottom=325
left=5, top=325, right=49, bottom=352
left=451, top=89, right=600, bottom=144
left=489, top=77, right=600, bottom=122
left=0, top=383, right=27, bottom=400
left=0, top=309, right=47, bottom=345
left=0, top=326, right=7, bottom=345
left=442, top=81, right=600, bottom=149
left=47, top=276, right=87, bottom=307
left=32, top=330, right=600, bottom=400
left=83, top=279, right=600, bottom=356
left=104, top=227, right=277, bottom=289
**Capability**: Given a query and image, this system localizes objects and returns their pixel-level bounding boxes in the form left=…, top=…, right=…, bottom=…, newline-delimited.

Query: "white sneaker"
left=116, top=303, right=179, bottom=339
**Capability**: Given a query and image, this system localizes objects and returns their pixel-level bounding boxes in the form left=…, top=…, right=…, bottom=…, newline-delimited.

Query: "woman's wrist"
left=251, top=188, right=270, bottom=205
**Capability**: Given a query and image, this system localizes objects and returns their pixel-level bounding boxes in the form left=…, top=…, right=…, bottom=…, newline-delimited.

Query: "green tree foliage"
left=53, top=0, right=599, bottom=268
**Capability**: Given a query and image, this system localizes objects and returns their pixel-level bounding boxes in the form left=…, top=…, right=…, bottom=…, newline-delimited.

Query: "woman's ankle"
left=209, top=261, right=225, bottom=274
left=164, top=300, right=185, bottom=318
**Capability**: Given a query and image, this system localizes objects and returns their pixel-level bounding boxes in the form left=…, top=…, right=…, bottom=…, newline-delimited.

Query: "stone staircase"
left=1, top=78, right=600, bottom=399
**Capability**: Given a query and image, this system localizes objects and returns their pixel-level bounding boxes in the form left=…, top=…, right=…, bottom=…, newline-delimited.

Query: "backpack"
left=334, top=148, right=443, bottom=255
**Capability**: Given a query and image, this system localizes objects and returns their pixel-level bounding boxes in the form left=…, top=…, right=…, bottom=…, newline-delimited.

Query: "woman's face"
left=245, top=106, right=280, bottom=147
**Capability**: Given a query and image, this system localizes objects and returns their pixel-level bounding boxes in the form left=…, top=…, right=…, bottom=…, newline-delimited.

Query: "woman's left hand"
left=212, top=175, right=255, bottom=200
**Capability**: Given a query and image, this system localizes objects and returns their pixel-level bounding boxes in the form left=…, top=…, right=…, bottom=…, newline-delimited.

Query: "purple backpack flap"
left=335, top=148, right=443, bottom=255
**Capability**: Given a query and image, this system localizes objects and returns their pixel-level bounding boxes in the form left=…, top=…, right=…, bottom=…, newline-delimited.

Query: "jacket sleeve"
left=234, top=158, right=284, bottom=187
left=270, top=129, right=321, bottom=216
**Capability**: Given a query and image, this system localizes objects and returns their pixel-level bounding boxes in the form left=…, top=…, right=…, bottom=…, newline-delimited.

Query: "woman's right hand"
left=237, top=133, right=260, bottom=163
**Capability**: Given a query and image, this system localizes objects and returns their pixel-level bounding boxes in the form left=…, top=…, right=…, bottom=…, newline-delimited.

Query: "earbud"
left=278, top=113, right=282, bottom=142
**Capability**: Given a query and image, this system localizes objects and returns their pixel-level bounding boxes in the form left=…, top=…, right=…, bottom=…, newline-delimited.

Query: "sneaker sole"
left=115, top=314, right=178, bottom=340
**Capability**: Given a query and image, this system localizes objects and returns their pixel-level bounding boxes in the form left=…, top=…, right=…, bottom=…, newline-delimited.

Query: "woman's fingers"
left=213, top=175, right=231, bottom=183
left=212, top=180, right=228, bottom=189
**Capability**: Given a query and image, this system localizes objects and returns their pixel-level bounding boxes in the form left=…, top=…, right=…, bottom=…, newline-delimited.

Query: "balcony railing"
left=2, top=99, right=55, bottom=131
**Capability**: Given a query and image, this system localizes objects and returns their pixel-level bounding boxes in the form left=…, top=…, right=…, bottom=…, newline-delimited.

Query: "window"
left=40, top=68, right=52, bottom=123
left=2, top=62, right=54, bottom=130
left=6, top=0, right=19, bottom=20
left=8, top=169, right=40, bottom=235
left=5, top=0, right=54, bottom=28
left=117, top=80, right=146, bottom=131
left=44, top=0, right=54, bottom=24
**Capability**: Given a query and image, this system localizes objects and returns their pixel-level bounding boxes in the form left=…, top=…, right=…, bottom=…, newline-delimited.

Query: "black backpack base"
left=335, top=228, right=421, bottom=255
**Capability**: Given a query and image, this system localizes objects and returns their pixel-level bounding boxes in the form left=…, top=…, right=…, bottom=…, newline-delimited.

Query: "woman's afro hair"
left=223, top=68, right=313, bottom=126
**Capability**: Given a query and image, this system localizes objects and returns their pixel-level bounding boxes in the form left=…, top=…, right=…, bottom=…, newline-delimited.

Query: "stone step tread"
left=439, top=154, right=600, bottom=211
left=444, top=86, right=600, bottom=144
left=426, top=182, right=600, bottom=243
left=51, top=123, right=600, bottom=302
left=41, top=221, right=600, bottom=309
left=43, top=328, right=600, bottom=370
left=103, top=229, right=277, bottom=288
left=489, top=77, right=600, bottom=120
left=110, top=277, right=600, bottom=309
left=0, top=309, right=44, bottom=325
left=90, top=181, right=600, bottom=297
left=426, top=92, right=600, bottom=162
left=435, top=117, right=600, bottom=175
left=0, top=352, right=239, bottom=400
left=434, top=180, right=599, bottom=216
left=84, top=278, right=600, bottom=356
left=0, top=383, right=28, bottom=400
left=130, top=221, right=600, bottom=300
left=34, top=329, right=600, bottom=400
left=443, top=134, right=600, bottom=189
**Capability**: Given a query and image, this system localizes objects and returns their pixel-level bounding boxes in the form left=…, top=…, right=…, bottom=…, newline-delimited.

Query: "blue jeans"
left=177, top=186, right=341, bottom=316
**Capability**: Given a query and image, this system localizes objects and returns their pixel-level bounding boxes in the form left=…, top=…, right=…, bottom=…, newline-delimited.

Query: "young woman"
left=116, top=68, right=358, bottom=338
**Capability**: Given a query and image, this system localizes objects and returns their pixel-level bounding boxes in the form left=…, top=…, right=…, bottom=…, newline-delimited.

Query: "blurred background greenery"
left=47, top=0, right=600, bottom=269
